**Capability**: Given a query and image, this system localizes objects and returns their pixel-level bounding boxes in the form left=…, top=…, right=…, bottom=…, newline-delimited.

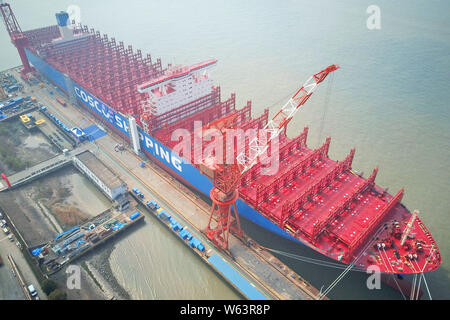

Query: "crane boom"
left=236, top=64, right=339, bottom=174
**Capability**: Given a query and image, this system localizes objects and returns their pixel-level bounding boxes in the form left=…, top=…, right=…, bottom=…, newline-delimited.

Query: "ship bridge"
left=138, top=59, right=217, bottom=117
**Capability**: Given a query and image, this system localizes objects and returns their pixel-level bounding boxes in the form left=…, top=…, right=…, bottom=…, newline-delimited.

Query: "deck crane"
left=0, top=2, right=33, bottom=74
left=199, top=64, right=339, bottom=251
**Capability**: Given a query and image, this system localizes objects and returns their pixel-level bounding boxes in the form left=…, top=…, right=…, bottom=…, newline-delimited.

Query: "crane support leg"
left=205, top=188, right=242, bottom=251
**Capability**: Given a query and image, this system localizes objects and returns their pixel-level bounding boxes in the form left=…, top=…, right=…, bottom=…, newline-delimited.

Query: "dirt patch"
left=30, top=168, right=110, bottom=230
left=0, top=119, right=59, bottom=175
left=37, top=183, right=89, bottom=228
left=51, top=204, right=89, bottom=227
left=0, top=120, right=31, bottom=173
left=32, top=181, right=79, bottom=230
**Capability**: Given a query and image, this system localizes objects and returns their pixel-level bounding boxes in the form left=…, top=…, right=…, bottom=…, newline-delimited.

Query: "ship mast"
left=401, top=209, right=419, bottom=246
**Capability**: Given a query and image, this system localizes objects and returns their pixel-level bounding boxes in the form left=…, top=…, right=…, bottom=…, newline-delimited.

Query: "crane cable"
left=379, top=248, right=407, bottom=300
left=410, top=274, right=417, bottom=300
left=265, top=247, right=364, bottom=271
left=415, top=273, right=422, bottom=300
left=318, top=261, right=354, bottom=299
left=419, top=252, right=433, bottom=300
left=268, top=225, right=385, bottom=299
left=390, top=274, right=407, bottom=300
left=410, top=253, right=434, bottom=300
left=261, top=228, right=430, bottom=300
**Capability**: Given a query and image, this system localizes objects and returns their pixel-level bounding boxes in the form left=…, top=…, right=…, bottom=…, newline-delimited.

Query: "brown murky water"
left=109, top=214, right=240, bottom=300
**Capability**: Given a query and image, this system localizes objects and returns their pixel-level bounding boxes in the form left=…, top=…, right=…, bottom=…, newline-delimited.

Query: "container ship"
left=1, top=6, right=441, bottom=279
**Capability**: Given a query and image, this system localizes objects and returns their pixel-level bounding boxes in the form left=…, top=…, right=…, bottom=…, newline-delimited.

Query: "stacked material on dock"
left=157, top=210, right=170, bottom=220
left=179, top=229, right=193, bottom=241
left=55, top=226, right=80, bottom=240
left=189, top=237, right=205, bottom=252
left=130, top=212, right=141, bottom=220
left=61, top=231, right=85, bottom=248
left=169, top=217, right=183, bottom=232
left=30, top=208, right=144, bottom=274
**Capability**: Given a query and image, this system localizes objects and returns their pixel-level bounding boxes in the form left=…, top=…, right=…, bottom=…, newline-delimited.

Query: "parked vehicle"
left=27, top=284, right=37, bottom=297
left=56, top=97, right=66, bottom=106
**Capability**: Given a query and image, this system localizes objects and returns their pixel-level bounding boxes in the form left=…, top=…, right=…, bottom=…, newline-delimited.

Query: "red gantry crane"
left=199, top=64, right=339, bottom=251
left=0, top=2, right=32, bottom=74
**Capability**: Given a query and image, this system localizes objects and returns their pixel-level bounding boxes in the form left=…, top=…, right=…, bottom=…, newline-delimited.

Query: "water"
left=0, top=0, right=448, bottom=299
left=109, top=212, right=240, bottom=300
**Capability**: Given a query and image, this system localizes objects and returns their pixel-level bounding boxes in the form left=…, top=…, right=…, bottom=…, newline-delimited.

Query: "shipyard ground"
left=4, top=66, right=323, bottom=300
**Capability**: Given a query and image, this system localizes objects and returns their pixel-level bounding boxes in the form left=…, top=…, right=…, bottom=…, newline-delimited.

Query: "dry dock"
left=1, top=66, right=325, bottom=300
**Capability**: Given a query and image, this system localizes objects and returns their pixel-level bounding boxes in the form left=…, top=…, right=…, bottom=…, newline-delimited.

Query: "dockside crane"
left=0, top=2, right=32, bottom=74
left=199, top=65, right=339, bottom=251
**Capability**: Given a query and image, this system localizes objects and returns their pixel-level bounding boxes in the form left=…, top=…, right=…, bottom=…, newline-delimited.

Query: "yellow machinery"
left=19, top=114, right=30, bottom=123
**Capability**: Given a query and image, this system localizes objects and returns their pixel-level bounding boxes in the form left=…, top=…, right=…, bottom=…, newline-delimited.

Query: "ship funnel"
left=55, top=11, right=74, bottom=39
